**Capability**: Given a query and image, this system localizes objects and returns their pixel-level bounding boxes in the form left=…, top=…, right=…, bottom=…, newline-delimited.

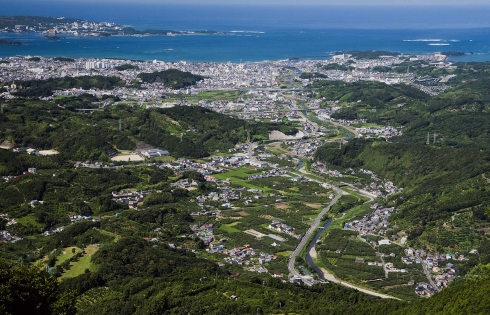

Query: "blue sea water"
left=1, top=2, right=490, bottom=62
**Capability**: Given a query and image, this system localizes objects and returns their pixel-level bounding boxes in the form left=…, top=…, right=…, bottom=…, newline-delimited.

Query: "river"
left=305, top=219, right=331, bottom=280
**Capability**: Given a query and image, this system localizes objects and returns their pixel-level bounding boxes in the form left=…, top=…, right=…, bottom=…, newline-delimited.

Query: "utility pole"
left=433, top=133, right=436, bottom=143
left=426, top=132, right=430, bottom=145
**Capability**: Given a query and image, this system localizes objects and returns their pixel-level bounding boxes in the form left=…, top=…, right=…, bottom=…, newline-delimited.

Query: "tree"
left=0, top=260, right=76, bottom=315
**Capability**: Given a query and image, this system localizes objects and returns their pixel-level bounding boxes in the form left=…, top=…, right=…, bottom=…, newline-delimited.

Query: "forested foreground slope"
left=3, top=254, right=490, bottom=315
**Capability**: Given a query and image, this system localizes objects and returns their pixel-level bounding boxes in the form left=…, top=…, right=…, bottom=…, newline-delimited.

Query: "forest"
left=137, top=69, right=205, bottom=89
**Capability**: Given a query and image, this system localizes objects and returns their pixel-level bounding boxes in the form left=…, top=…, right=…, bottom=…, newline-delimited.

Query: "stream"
left=305, top=219, right=332, bottom=280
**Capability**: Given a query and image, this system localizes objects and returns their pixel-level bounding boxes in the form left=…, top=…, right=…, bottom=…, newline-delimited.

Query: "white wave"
left=428, top=43, right=450, bottom=46
left=449, top=40, right=460, bottom=42
left=143, top=49, right=174, bottom=54
left=230, top=30, right=265, bottom=34
left=403, top=39, right=444, bottom=42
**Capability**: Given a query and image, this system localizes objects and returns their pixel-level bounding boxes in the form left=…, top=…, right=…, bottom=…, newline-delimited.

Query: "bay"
left=1, top=3, right=490, bottom=62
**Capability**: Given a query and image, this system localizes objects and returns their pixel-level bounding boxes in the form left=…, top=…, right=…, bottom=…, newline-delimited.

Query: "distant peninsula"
left=0, top=39, right=21, bottom=45
left=0, top=15, right=218, bottom=37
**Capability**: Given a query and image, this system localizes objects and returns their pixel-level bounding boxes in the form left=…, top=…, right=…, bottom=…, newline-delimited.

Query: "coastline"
left=1, top=27, right=489, bottom=63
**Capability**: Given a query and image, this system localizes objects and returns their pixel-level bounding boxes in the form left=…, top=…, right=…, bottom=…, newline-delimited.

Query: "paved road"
left=339, top=182, right=378, bottom=201
left=317, top=262, right=400, bottom=300
left=287, top=166, right=400, bottom=299
left=287, top=186, right=342, bottom=286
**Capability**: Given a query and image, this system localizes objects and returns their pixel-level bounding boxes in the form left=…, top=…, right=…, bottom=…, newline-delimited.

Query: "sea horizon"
left=1, top=3, right=490, bottom=62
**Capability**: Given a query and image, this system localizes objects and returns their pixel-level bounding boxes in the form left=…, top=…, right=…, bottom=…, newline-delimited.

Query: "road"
left=287, top=162, right=401, bottom=299
left=287, top=185, right=342, bottom=286
left=420, top=255, right=439, bottom=291
left=339, top=182, right=378, bottom=201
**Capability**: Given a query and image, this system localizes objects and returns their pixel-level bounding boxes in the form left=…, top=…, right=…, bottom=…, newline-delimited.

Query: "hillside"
left=312, top=61, right=490, bottom=255
left=137, top=69, right=205, bottom=89
left=0, top=97, right=294, bottom=164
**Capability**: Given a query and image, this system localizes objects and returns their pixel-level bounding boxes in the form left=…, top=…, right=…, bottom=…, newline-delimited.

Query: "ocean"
left=1, top=2, right=490, bottom=62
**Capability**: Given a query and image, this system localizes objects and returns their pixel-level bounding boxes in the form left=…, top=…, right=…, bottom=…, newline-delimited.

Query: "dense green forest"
left=9, top=76, right=125, bottom=97
left=137, top=69, right=205, bottom=89
left=3, top=254, right=490, bottom=314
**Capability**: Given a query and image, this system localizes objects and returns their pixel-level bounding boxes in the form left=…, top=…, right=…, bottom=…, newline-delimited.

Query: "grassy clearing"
left=60, top=244, right=99, bottom=279
left=214, top=167, right=271, bottom=191
left=16, top=215, right=44, bottom=230
left=55, top=247, right=81, bottom=266
left=275, top=251, right=293, bottom=257
left=219, top=223, right=241, bottom=233
left=198, top=90, right=241, bottom=101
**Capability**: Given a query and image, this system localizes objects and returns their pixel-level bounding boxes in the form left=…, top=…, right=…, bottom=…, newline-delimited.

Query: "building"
left=85, top=61, right=108, bottom=70
left=141, top=149, right=170, bottom=158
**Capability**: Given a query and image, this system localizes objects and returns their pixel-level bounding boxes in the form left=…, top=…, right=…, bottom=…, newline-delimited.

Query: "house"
left=355, top=257, right=365, bottom=263
left=378, top=239, right=390, bottom=245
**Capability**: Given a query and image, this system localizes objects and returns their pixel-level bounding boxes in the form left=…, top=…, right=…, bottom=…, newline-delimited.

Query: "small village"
left=344, top=200, right=474, bottom=296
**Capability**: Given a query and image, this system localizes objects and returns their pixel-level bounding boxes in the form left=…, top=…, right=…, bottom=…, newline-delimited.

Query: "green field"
left=16, top=215, right=44, bottom=230
left=219, top=222, right=241, bottom=233
left=55, top=247, right=81, bottom=267
left=214, top=167, right=271, bottom=191
left=198, top=90, right=241, bottom=101
left=60, top=244, right=99, bottom=279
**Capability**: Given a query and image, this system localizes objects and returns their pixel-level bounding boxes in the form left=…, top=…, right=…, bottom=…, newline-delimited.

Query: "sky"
left=8, top=0, right=490, bottom=5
